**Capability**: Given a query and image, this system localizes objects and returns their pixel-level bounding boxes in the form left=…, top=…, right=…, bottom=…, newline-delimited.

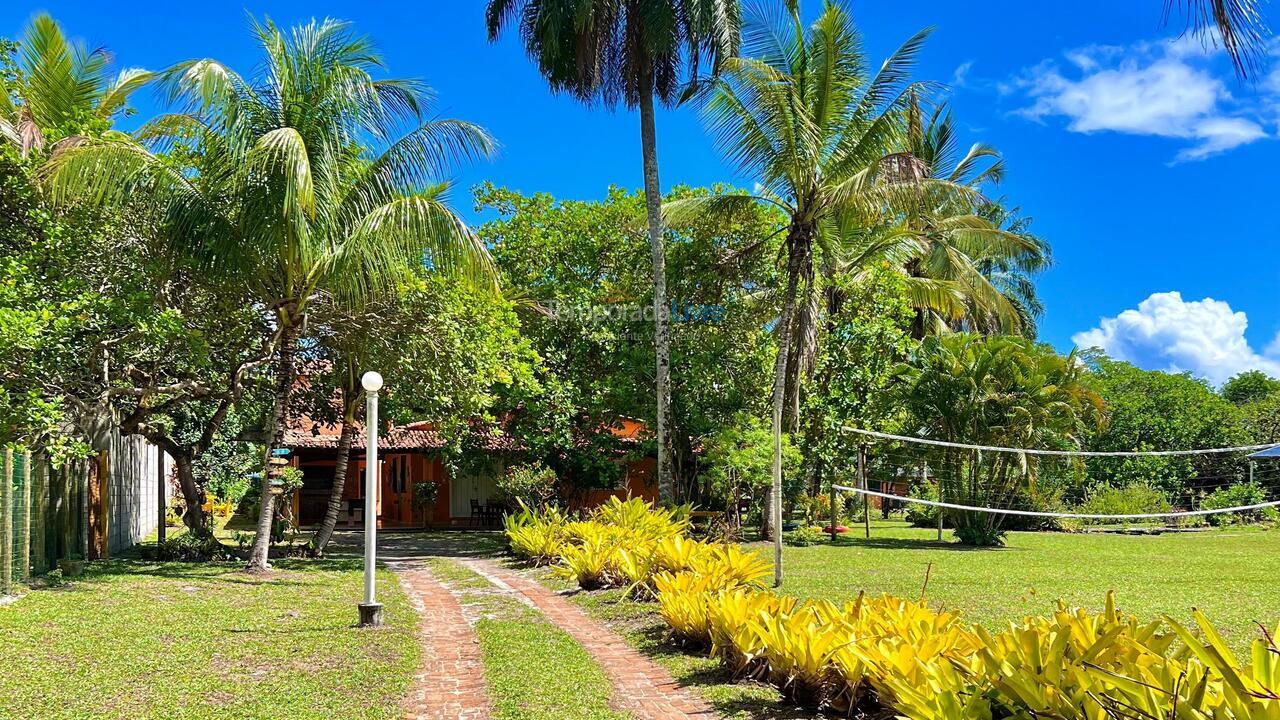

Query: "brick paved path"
left=391, top=561, right=492, bottom=720
left=465, top=558, right=717, bottom=720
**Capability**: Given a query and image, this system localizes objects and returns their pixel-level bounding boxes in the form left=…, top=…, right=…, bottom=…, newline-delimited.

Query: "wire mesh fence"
left=2, top=447, right=87, bottom=595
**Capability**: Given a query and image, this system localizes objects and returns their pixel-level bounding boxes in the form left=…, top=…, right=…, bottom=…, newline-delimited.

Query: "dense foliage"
left=893, top=334, right=1104, bottom=544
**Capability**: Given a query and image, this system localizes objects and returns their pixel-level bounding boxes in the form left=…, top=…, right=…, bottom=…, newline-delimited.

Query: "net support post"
left=829, top=481, right=838, bottom=542
left=859, top=445, right=870, bottom=539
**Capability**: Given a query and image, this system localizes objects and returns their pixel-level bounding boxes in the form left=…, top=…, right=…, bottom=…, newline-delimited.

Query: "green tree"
left=894, top=335, right=1103, bottom=545
left=702, top=412, right=802, bottom=536
left=0, top=14, right=153, bottom=157
left=485, top=0, right=742, bottom=506
left=1221, top=370, right=1280, bottom=406
left=477, top=184, right=778, bottom=502
left=306, top=274, right=536, bottom=553
left=0, top=21, right=269, bottom=535
left=42, top=18, right=496, bottom=571
left=664, top=1, right=1020, bottom=581
left=896, top=95, right=1050, bottom=338
left=1084, top=356, right=1250, bottom=499
left=802, top=269, right=916, bottom=495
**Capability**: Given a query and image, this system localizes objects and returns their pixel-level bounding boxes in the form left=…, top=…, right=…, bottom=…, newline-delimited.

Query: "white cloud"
left=953, top=60, right=974, bottom=87
left=1011, top=38, right=1270, bottom=162
left=1072, top=291, right=1280, bottom=386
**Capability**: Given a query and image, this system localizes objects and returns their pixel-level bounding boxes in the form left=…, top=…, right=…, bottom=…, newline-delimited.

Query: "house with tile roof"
left=281, top=415, right=657, bottom=528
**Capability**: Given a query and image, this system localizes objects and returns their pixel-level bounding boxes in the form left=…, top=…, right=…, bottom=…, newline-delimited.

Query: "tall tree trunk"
left=638, top=69, right=673, bottom=507
left=771, top=231, right=807, bottom=587
left=312, top=388, right=359, bottom=555
left=171, top=453, right=209, bottom=537
left=247, top=312, right=301, bottom=572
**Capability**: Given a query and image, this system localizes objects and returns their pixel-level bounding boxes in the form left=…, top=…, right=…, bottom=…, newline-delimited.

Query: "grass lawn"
left=0, top=557, right=418, bottom=720
left=427, top=557, right=625, bottom=720
left=758, top=518, right=1280, bottom=653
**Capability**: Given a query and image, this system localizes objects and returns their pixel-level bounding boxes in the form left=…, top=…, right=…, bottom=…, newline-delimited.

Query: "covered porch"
left=290, top=448, right=510, bottom=529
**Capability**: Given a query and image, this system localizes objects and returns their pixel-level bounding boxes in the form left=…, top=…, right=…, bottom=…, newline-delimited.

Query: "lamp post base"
left=358, top=602, right=384, bottom=628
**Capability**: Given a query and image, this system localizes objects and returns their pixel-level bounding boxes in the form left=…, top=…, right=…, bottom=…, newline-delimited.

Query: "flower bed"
left=506, top=498, right=1280, bottom=718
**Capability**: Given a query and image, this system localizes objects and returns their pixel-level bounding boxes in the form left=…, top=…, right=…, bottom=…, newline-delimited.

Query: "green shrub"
left=1201, top=482, right=1279, bottom=526
left=141, top=534, right=236, bottom=562
left=905, top=480, right=941, bottom=528
left=1074, top=483, right=1172, bottom=525
left=784, top=526, right=825, bottom=547
left=495, top=462, right=560, bottom=510
left=954, top=523, right=1006, bottom=546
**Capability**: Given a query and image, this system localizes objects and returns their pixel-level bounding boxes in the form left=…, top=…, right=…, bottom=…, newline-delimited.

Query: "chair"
left=470, top=499, right=483, bottom=527
left=346, top=498, right=365, bottom=528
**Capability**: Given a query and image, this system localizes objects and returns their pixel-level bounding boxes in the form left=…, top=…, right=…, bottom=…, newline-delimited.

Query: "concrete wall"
left=105, top=431, right=172, bottom=555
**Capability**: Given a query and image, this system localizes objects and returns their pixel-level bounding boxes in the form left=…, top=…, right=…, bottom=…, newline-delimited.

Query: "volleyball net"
left=830, top=427, right=1280, bottom=528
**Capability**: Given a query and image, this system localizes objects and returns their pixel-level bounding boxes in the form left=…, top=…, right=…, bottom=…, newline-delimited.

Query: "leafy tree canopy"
left=1221, top=370, right=1280, bottom=406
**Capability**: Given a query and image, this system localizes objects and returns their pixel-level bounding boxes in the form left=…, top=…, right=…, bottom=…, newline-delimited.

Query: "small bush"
left=1074, top=483, right=1172, bottom=525
left=905, top=480, right=941, bottom=528
left=140, top=534, right=236, bottom=562
left=784, top=526, right=825, bottom=546
left=1201, top=482, right=1279, bottom=526
left=495, top=462, right=560, bottom=511
left=954, top=523, right=1006, bottom=547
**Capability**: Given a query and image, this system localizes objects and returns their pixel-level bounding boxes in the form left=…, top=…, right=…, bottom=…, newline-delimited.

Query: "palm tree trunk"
left=770, top=238, right=805, bottom=587
left=638, top=68, right=673, bottom=507
left=311, top=389, right=359, bottom=555
left=247, top=312, right=301, bottom=572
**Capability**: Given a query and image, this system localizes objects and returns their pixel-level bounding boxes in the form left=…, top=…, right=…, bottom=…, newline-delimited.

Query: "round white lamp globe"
left=361, top=371, right=384, bottom=393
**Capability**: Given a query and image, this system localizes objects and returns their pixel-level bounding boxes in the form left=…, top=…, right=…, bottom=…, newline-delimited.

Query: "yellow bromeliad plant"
left=966, top=593, right=1174, bottom=719
left=652, top=535, right=710, bottom=574
left=653, top=571, right=720, bottom=645
left=753, top=600, right=853, bottom=709
left=835, top=594, right=981, bottom=716
left=707, top=589, right=796, bottom=679
left=692, top=544, right=771, bottom=588
left=592, top=496, right=690, bottom=539
left=1085, top=612, right=1280, bottom=719
left=503, top=502, right=568, bottom=564
left=555, top=526, right=627, bottom=589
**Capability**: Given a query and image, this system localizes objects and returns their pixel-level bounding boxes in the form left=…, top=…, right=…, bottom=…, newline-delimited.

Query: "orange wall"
left=567, top=457, right=658, bottom=512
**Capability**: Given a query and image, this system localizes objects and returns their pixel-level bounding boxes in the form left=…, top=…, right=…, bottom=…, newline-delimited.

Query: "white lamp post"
left=359, top=370, right=384, bottom=627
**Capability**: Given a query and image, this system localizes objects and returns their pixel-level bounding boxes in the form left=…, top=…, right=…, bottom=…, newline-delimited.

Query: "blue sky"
left=5, top=1, right=1279, bottom=385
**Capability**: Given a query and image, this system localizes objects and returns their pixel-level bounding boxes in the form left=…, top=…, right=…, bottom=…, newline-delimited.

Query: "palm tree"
left=894, top=97, right=1048, bottom=338
left=485, top=0, right=741, bottom=506
left=968, top=202, right=1050, bottom=337
left=1163, top=0, right=1270, bottom=78
left=42, top=18, right=496, bottom=571
left=666, top=0, right=988, bottom=585
left=0, top=13, right=153, bottom=156
left=894, top=334, right=1103, bottom=545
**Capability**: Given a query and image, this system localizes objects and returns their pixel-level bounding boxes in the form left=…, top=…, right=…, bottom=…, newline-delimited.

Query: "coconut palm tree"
left=1165, top=0, right=1269, bottom=78
left=665, top=0, right=993, bottom=584
left=0, top=13, right=153, bottom=156
left=42, top=17, right=496, bottom=571
left=485, top=0, right=741, bottom=506
left=893, top=97, right=1048, bottom=338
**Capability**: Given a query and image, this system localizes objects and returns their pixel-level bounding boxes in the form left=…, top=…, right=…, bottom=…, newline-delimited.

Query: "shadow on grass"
left=67, top=556, right=369, bottom=590
left=628, top=625, right=811, bottom=720
left=326, top=530, right=506, bottom=561
left=830, top=536, right=1021, bottom=552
